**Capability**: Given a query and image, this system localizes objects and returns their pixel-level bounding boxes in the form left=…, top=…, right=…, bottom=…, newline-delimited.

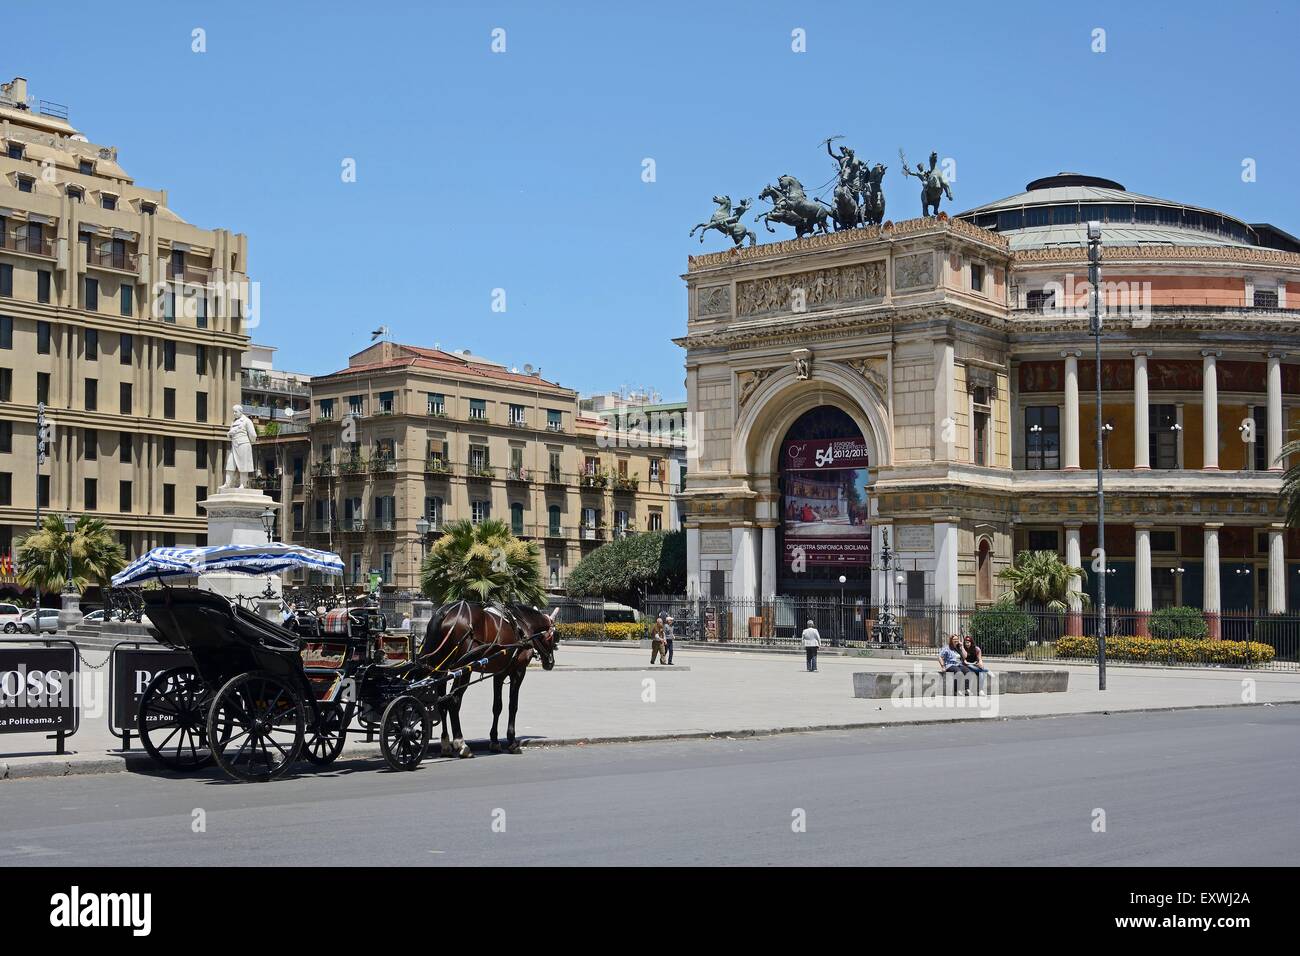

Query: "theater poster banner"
left=781, top=436, right=871, bottom=567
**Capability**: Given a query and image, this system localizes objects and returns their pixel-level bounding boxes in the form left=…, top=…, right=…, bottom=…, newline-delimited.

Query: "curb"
left=4, top=699, right=1297, bottom=783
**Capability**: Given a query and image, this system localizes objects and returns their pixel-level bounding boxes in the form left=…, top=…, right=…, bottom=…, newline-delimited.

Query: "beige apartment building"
left=294, top=342, right=676, bottom=591
left=0, top=76, right=250, bottom=562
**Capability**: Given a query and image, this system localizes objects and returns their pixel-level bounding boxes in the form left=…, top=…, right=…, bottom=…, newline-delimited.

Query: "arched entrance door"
left=777, top=406, right=871, bottom=600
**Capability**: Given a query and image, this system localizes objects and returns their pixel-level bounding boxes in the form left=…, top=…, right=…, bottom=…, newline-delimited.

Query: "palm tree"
left=1278, top=436, right=1300, bottom=528
left=15, top=515, right=127, bottom=594
left=997, top=550, right=1089, bottom=612
left=419, top=518, right=545, bottom=606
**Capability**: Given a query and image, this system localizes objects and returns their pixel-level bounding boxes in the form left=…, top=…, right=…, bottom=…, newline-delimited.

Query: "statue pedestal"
left=198, top=486, right=282, bottom=603
left=58, top=590, right=82, bottom=630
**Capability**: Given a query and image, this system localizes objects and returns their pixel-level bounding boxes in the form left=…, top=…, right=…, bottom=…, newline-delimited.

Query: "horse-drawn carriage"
left=115, top=543, right=557, bottom=782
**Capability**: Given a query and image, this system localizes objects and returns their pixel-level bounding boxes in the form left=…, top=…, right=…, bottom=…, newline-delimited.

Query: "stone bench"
left=853, top=668, right=1069, bottom=698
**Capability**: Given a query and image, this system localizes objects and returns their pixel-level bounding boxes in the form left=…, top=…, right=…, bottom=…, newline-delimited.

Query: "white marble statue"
left=222, top=404, right=258, bottom=489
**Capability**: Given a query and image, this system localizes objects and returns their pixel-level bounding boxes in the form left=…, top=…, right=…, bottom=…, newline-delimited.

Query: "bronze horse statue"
left=689, top=195, right=757, bottom=248
left=420, top=601, right=557, bottom=756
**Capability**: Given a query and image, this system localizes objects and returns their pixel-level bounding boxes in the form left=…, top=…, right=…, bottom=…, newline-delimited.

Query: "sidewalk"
left=4, top=643, right=1299, bottom=780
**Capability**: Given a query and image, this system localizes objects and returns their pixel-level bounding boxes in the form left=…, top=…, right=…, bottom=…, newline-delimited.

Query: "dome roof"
left=955, top=173, right=1294, bottom=251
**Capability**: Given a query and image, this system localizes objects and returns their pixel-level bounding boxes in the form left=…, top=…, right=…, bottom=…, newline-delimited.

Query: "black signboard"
left=110, top=646, right=194, bottom=740
left=0, top=645, right=78, bottom=736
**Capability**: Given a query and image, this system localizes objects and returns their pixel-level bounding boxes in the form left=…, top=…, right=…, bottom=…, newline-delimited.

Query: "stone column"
left=1135, top=523, right=1153, bottom=636
left=1062, top=351, right=1081, bottom=471
left=685, top=525, right=701, bottom=599
left=1268, top=523, right=1286, bottom=615
left=1204, top=523, right=1222, bottom=639
left=1065, top=522, right=1083, bottom=636
left=1267, top=352, right=1284, bottom=471
left=934, top=519, right=960, bottom=639
left=1202, top=350, right=1220, bottom=470
left=731, top=524, right=758, bottom=639
left=1133, top=350, right=1151, bottom=469
left=934, top=340, right=956, bottom=461
left=760, top=524, right=778, bottom=600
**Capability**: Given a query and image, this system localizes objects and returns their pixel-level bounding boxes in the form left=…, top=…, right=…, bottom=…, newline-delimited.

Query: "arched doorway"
left=777, top=405, right=871, bottom=600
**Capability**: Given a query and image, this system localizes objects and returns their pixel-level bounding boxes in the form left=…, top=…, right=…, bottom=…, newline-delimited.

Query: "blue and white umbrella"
left=112, top=543, right=345, bottom=587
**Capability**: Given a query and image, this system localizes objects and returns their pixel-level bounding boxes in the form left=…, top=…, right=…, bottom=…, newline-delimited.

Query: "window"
left=427, top=393, right=445, bottom=416
left=195, top=344, right=206, bottom=375
left=84, top=278, right=99, bottom=311
left=85, top=328, right=98, bottom=360
left=614, top=509, right=629, bottom=536
left=17, top=176, right=34, bottom=193
left=119, top=480, right=132, bottom=512
left=84, top=378, right=98, bottom=411
left=581, top=508, right=599, bottom=536
left=194, top=291, right=207, bottom=328
left=196, top=486, right=207, bottom=511
left=84, top=478, right=97, bottom=511
left=101, top=194, right=117, bottom=211
left=119, top=333, right=132, bottom=365
left=970, top=262, right=985, bottom=292
left=37, top=270, right=50, bottom=303
left=6, top=143, right=22, bottom=159
left=425, top=496, right=443, bottom=529
left=292, top=503, right=305, bottom=532
left=547, top=409, right=563, bottom=432
left=36, top=372, right=50, bottom=405
left=292, top=456, right=304, bottom=485
left=37, top=321, right=50, bottom=353
left=1151, top=531, right=1177, bottom=553
left=509, top=404, right=525, bottom=425
left=119, top=382, right=132, bottom=415
left=373, top=496, right=395, bottom=530
left=67, top=186, right=83, bottom=203
left=549, top=450, right=562, bottom=482
left=469, top=444, right=489, bottom=473
left=378, top=391, right=395, bottom=414
left=0, top=316, right=9, bottom=348
left=162, top=435, right=175, bottom=466
left=318, top=398, right=334, bottom=421
left=120, top=432, right=132, bottom=463
left=196, top=391, right=208, bottom=423
left=1026, top=529, right=1059, bottom=552
left=347, top=394, right=364, bottom=417
left=0, top=368, right=11, bottom=402
left=469, top=398, right=486, bottom=420
left=161, top=289, right=175, bottom=323
left=0, top=473, right=9, bottom=506
left=976, top=538, right=993, bottom=603
left=163, top=484, right=175, bottom=515
left=84, top=429, right=97, bottom=460
left=1253, top=287, right=1279, bottom=309
left=548, top=505, right=562, bottom=536
left=649, top=457, right=662, bottom=482
left=471, top=500, right=490, bottom=524
left=120, top=284, right=132, bottom=316
left=195, top=440, right=207, bottom=469
left=78, top=159, right=94, bottom=175
left=163, top=340, right=176, bottom=371
left=37, top=475, right=50, bottom=509
left=511, top=502, right=525, bottom=535
left=1026, top=288, right=1055, bottom=312
left=1149, top=405, right=1179, bottom=470
left=0, top=420, right=9, bottom=453
left=1024, top=406, right=1060, bottom=470
left=647, top=511, right=662, bottom=531
left=0, top=264, right=10, bottom=297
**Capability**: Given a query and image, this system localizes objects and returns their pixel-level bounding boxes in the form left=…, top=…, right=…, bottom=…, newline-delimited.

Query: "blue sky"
left=10, top=0, right=1299, bottom=399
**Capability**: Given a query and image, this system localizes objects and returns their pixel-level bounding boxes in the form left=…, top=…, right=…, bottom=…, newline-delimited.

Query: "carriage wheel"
left=379, top=695, right=430, bottom=772
left=303, top=703, right=349, bottom=766
left=138, top=666, right=215, bottom=771
left=207, top=671, right=304, bottom=783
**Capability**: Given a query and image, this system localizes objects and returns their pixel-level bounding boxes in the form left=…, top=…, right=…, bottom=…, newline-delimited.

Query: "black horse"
left=420, top=601, right=557, bottom=756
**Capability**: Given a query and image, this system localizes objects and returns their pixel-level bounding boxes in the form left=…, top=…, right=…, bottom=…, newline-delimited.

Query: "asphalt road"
left=2, top=707, right=1297, bottom=866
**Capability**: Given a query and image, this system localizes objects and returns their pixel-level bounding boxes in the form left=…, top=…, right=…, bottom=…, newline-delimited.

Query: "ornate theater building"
left=676, top=173, right=1300, bottom=632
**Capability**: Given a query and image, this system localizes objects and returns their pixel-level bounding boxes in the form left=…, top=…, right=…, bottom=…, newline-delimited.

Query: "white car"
left=18, top=608, right=60, bottom=634
left=81, top=609, right=108, bottom=625
left=0, top=603, right=25, bottom=633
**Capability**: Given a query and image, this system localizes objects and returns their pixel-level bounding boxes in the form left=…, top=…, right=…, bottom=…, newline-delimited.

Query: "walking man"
left=651, top=616, right=668, bottom=665
left=801, top=619, right=821, bottom=672
left=664, top=615, right=676, bottom=665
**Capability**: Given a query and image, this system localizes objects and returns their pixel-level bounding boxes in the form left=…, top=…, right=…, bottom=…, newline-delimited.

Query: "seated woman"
left=938, top=634, right=969, bottom=672
left=962, top=634, right=987, bottom=673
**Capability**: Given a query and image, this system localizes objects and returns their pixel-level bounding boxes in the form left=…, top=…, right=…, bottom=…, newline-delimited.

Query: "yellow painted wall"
left=1184, top=405, right=1203, bottom=470
left=1219, top=403, right=1249, bottom=470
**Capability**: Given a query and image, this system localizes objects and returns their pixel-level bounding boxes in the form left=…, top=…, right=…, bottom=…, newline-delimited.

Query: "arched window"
left=976, top=539, right=994, bottom=603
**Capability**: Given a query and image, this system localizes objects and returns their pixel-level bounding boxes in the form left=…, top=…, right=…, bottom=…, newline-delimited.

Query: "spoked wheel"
left=138, top=666, right=215, bottom=771
left=207, top=671, right=304, bottom=782
left=380, top=695, right=430, bottom=772
left=303, top=703, right=349, bottom=766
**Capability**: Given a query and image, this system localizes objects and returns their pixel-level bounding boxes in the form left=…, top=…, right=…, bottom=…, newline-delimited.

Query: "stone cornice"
left=685, top=215, right=1008, bottom=274
left=1013, top=243, right=1300, bottom=271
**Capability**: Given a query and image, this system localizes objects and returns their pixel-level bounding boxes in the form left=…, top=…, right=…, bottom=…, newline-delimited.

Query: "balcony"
left=580, top=472, right=609, bottom=491
left=89, top=248, right=139, bottom=273
left=337, top=457, right=367, bottom=477
left=241, top=369, right=310, bottom=397
left=508, top=417, right=529, bottom=429
left=612, top=474, right=640, bottom=493
left=425, top=458, right=453, bottom=477
left=309, top=519, right=334, bottom=534
left=371, top=517, right=395, bottom=532
left=2, top=230, right=55, bottom=258
left=313, top=461, right=335, bottom=479
left=250, top=473, right=283, bottom=492
left=339, top=518, right=367, bottom=533
left=506, top=467, right=531, bottom=483
left=466, top=465, right=495, bottom=481
left=369, top=456, right=396, bottom=476
left=545, top=470, right=569, bottom=487
left=578, top=524, right=607, bottom=541
left=167, top=260, right=213, bottom=284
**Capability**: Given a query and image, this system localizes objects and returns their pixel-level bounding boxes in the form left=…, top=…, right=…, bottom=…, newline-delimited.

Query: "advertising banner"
left=0, top=646, right=78, bottom=735
left=780, top=437, right=871, bottom=567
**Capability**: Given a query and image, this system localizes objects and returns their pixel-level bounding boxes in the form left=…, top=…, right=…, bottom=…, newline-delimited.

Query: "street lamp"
left=61, top=514, right=77, bottom=595
left=838, top=574, right=847, bottom=647
left=260, top=507, right=277, bottom=543
left=1088, top=219, right=1107, bottom=691
left=415, top=515, right=431, bottom=569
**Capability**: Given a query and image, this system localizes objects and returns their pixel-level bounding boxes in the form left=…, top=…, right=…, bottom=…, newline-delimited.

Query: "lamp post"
left=415, top=516, right=431, bottom=570
left=58, top=513, right=81, bottom=631
left=870, top=528, right=902, bottom=645
left=259, top=507, right=277, bottom=600
left=1088, top=220, right=1107, bottom=691
left=838, top=574, right=847, bottom=646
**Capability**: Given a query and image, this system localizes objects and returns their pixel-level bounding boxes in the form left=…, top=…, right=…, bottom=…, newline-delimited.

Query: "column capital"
left=1131, top=349, right=1153, bottom=358
left=1063, top=520, right=1083, bottom=530
left=1060, top=349, right=1082, bottom=359
left=1270, top=522, right=1287, bottom=532
left=1200, top=349, right=1222, bottom=359
left=1268, top=351, right=1287, bottom=360
left=1134, top=521, right=1153, bottom=530
left=1203, top=522, right=1224, bottom=530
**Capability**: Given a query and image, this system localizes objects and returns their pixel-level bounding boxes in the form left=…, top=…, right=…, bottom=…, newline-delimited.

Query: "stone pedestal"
left=58, top=590, right=82, bottom=630
left=198, top=486, right=282, bottom=603
left=411, top=599, right=434, bottom=649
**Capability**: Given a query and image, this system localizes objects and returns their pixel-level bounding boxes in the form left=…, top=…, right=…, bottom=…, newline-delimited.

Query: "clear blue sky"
left=11, top=0, right=1299, bottom=400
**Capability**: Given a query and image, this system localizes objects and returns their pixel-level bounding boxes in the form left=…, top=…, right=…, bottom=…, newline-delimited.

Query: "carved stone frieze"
left=697, top=285, right=731, bottom=317
left=735, top=367, right=775, bottom=408
left=736, top=262, right=885, bottom=318
left=894, top=252, right=934, bottom=291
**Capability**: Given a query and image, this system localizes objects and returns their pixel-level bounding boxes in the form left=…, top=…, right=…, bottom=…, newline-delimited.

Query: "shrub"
left=556, top=621, right=647, bottom=642
left=1147, top=606, right=1209, bottom=640
left=564, top=530, right=685, bottom=607
left=1054, top=635, right=1275, bottom=666
left=967, top=601, right=1037, bottom=655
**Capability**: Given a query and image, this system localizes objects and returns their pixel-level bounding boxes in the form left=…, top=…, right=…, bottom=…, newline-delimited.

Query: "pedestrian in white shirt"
left=801, top=620, right=821, bottom=672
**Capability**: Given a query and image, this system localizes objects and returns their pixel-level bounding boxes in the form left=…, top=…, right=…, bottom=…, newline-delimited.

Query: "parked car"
left=18, top=608, right=60, bottom=634
left=80, top=609, right=108, bottom=625
left=0, top=603, right=25, bottom=633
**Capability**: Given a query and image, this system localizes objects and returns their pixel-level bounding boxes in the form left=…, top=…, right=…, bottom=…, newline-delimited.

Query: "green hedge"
left=1055, top=635, right=1275, bottom=666
left=967, top=602, right=1038, bottom=655
left=1147, top=606, right=1209, bottom=640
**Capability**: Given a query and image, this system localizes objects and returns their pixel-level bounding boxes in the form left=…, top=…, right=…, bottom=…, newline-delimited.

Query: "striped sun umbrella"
left=112, top=543, right=344, bottom=588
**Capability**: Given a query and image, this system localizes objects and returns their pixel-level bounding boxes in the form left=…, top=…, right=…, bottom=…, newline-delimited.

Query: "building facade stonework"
left=676, top=173, right=1300, bottom=634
